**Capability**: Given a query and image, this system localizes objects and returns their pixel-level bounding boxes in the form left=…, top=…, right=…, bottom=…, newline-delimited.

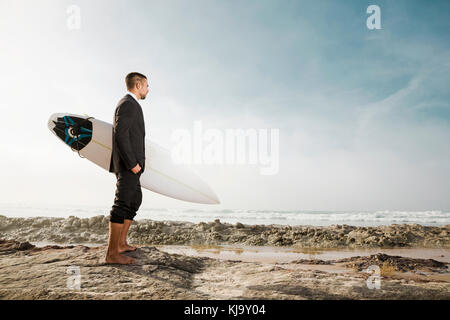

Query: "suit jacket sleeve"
left=114, top=101, right=138, bottom=170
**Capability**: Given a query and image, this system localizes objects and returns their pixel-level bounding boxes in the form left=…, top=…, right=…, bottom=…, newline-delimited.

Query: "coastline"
left=26, top=241, right=450, bottom=265
left=1, top=215, right=449, bottom=249
left=0, top=238, right=449, bottom=300
left=1, top=215, right=449, bottom=299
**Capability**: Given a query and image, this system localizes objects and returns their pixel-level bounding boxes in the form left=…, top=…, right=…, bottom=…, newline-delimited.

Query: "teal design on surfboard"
left=52, top=115, right=93, bottom=151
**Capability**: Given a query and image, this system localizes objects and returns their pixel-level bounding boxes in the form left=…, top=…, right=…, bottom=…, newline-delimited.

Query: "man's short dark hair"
left=125, top=72, right=147, bottom=90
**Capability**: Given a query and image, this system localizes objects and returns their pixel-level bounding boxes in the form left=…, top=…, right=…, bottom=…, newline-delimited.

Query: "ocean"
left=0, top=203, right=449, bottom=227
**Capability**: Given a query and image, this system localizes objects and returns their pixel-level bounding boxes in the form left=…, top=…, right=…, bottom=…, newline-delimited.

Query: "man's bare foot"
left=118, top=243, right=138, bottom=253
left=105, top=253, right=136, bottom=265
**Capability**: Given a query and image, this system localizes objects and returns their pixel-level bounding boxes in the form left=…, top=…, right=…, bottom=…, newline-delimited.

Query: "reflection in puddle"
left=30, top=241, right=449, bottom=267
left=154, top=244, right=450, bottom=265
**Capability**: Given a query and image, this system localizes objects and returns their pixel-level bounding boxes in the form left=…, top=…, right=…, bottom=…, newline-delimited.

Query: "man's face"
left=138, top=79, right=150, bottom=100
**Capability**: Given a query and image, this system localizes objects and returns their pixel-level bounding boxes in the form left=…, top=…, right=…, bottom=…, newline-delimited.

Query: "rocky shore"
left=0, top=239, right=449, bottom=300
left=0, top=215, right=449, bottom=248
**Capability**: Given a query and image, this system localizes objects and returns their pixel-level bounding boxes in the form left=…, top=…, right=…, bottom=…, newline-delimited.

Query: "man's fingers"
left=131, top=163, right=142, bottom=174
left=133, top=167, right=142, bottom=174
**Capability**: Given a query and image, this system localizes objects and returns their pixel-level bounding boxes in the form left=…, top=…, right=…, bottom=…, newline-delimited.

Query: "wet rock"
left=0, top=216, right=449, bottom=249
left=235, top=222, right=245, bottom=229
left=335, top=253, right=449, bottom=273
left=0, top=239, right=35, bottom=254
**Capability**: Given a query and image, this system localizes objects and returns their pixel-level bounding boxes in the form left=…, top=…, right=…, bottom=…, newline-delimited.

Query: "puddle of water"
left=31, top=241, right=103, bottom=248
left=154, top=244, right=450, bottom=264
left=30, top=241, right=449, bottom=266
left=289, top=247, right=450, bottom=263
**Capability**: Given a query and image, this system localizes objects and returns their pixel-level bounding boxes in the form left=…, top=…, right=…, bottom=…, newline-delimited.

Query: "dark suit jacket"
left=109, top=94, right=146, bottom=174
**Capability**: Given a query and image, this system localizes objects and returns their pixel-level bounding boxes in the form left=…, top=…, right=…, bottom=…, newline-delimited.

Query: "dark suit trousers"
left=109, top=170, right=143, bottom=224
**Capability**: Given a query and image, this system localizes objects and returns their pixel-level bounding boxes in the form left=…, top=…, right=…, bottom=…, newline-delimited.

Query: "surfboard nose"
left=208, top=189, right=220, bottom=204
left=198, top=180, right=220, bottom=204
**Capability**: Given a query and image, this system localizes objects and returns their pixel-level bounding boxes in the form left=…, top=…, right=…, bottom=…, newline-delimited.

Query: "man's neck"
left=127, top=90, right=140, bottom=100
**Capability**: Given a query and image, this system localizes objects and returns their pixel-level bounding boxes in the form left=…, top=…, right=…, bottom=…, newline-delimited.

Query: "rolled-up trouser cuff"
left=109, top=210, right=136, bottom=224
left=109, top=170, right=142, bottom=224
left=109, top=212, right=124, bottom=224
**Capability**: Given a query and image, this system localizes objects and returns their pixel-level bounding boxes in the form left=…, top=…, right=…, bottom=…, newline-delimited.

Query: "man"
left=106, top=72, right=149, bottom=265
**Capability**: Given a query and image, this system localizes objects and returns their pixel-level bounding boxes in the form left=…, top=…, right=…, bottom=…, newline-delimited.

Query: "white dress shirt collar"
left=126, top=91, right=139, bottom=103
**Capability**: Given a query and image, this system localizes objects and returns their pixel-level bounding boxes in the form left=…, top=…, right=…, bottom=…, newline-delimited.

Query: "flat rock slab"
left=0, top=239, right=449, bottom=300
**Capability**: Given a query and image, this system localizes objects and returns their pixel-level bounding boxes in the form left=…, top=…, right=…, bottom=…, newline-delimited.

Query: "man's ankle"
left=106, top=248, right=119, bottom=256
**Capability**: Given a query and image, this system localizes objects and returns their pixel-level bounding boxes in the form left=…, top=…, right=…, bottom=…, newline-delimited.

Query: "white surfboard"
left=47, top=113, right=220, bottom=204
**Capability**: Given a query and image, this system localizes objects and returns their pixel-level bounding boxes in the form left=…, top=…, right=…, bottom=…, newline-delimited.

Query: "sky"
left=0, top=0, right=449, bottom=212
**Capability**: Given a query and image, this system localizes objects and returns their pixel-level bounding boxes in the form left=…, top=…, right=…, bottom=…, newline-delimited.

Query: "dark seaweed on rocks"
left=335, top=253, right=449, bottom=272
left=290, top=253, right=449, bottom=273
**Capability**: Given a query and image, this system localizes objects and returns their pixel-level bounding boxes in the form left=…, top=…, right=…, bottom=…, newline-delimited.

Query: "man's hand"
left=131, top=163, right=142, bottom=174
